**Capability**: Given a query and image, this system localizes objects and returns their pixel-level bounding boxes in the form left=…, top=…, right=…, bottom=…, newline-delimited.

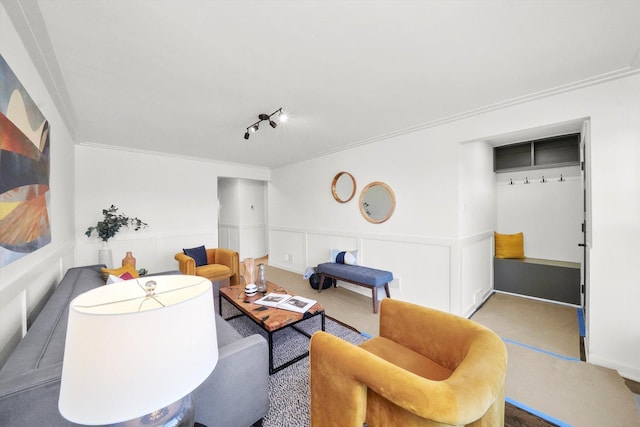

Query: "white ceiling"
left=7, top=0, right=640, bottom=168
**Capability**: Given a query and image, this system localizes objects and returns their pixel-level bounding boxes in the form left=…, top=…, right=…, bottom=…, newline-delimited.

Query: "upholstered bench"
left=317, top=262, right=393, bottom=313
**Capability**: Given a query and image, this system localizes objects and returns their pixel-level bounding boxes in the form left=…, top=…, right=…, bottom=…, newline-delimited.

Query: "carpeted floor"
left=471, top=292, right=640, bottom=427
left=470, top=292, right=581, bottom=360
left=223, top=294, right=562, bottom=426
left=249, top=261, right=640, bottom=426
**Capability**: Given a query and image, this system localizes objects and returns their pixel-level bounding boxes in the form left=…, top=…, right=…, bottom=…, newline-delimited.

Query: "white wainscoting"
left=269, top=227, right=494, bottom=317
left=218, top=224, right=240, bottom=254
left=458, top=232, right=495, bottom=317
left=0, top=290, right=24, bottom=366
left=0, top=242, right=75, bottom=366
left=219, top=223, right=267, bottom=260
left=75, top=230, right=219, bottom=274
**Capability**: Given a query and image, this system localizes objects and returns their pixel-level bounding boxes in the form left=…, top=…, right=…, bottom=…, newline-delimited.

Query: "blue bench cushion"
left=317, top=262, right=393, bottom=287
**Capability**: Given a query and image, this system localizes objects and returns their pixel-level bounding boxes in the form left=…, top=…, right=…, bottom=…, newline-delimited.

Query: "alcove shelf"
left=494, top=133, right=580, bottom=173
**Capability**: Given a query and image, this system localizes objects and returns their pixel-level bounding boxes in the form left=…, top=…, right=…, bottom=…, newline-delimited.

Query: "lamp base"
left=118, top=394, right=195, bottom=427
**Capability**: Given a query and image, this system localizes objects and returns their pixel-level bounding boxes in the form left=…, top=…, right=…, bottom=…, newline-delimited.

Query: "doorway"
left=217, top=178, right=268, bottom=260
left=490, top=118, right=590, bottom=358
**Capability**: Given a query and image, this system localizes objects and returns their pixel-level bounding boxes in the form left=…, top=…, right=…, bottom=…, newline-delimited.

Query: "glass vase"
left=256, top=263, right=268, bottom=294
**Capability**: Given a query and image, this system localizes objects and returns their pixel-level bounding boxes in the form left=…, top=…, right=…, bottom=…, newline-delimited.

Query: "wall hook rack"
left=541, top=176, right=546, bottom=183
left=524, top=177, right=530, bottom=184
left=559, top=174, right=565, bottom=182
left=509, top=179, right=514, bottom=185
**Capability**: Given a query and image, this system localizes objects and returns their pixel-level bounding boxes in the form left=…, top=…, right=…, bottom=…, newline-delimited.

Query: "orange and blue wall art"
left=0, top=54, right=51, bottom=267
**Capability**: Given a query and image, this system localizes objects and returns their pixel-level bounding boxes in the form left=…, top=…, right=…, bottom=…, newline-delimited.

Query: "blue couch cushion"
left=317, top=262, right=393, bottom=287
left=183, top=245, right=207, bottom=267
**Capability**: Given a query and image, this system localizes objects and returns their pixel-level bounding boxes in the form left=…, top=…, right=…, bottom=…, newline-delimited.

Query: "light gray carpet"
left=471, top=292, right=580, bottom=359
left=471, top=292, right=640, bottom=427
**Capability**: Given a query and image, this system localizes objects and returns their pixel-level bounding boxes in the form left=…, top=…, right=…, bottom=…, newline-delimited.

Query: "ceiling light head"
left=243, top=107, right=286, bottom=140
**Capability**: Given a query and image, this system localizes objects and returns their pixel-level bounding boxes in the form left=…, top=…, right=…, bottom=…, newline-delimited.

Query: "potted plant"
left=85, top=205, right=148, bottom=267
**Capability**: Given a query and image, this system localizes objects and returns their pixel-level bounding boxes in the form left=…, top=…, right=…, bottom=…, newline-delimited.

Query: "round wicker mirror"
left=359, top=181, right=395, bottom=224
left=331, top=172, right=356, bottom=203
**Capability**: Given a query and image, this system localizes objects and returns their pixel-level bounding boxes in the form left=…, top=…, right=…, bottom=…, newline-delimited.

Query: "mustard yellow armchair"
left=310, top=299, right=507, bottom=427
left=174, top=247, right=240, bottom=286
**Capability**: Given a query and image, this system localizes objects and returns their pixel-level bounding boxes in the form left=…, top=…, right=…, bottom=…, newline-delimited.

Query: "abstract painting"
left=0, top=54, right=51, bottom=267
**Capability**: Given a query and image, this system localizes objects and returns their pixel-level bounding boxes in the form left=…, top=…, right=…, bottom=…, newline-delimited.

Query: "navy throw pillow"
left=336, top=251, right=346, bottom=264
left=183, top=245, right=207, bottom=267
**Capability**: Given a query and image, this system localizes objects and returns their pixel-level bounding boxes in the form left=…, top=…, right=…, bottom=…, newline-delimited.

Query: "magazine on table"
left=254, top=292, right=317, bottom=313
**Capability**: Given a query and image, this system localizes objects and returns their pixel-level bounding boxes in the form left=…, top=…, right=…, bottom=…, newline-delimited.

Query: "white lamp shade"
left=58, top=275, right=218, bottom=425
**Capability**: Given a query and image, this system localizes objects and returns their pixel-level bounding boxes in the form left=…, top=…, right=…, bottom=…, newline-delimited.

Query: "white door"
left=579, top=119, right=591, bottom=357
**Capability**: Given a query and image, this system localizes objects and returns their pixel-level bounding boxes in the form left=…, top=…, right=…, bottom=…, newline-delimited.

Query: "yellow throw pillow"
left=495, top=232, right=525, bottom=259
left=101, top=265, right=140, bottom=281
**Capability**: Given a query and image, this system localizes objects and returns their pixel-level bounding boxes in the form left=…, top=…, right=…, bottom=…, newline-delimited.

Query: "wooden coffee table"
left=219, top=281, right=325, bottom=374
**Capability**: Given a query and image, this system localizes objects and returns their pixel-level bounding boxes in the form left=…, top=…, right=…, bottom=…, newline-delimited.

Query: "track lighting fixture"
left=243, top=108, right=286, bottom=140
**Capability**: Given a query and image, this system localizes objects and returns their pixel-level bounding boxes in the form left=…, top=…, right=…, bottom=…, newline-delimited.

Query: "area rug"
left=225, top=307, right=559, bottom=427
left=224, top=309, right=366, bottom=427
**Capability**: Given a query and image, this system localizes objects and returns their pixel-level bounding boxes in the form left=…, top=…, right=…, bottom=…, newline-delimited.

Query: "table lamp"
left=58, top=275, right=218, bottom=426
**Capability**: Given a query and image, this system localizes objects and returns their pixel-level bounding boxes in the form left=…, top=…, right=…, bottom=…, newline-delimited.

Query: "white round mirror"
left=331, top=172, right=356, bottom=203
left=359, top=181, right=395, bottom=224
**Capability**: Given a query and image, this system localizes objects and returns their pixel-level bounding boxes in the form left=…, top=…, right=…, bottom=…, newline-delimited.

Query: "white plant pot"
left=98, top=242, right=113, bottom=268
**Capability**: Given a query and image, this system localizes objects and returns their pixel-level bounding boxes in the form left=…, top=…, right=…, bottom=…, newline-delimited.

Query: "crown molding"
left=297, top=66, right=640, bottom=166
left=3, top=0, right=77, bottom=138
left=77, top=141, right=272, bottom=172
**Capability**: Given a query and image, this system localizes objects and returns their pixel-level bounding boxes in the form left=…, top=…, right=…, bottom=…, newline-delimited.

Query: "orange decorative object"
left=243, top=258, right=255, bottom=285
left=122, top=251, right=136, bottom=269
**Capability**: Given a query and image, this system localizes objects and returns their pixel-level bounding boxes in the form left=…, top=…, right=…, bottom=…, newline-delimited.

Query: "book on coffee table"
left=255, top=293, right=317, bottom=313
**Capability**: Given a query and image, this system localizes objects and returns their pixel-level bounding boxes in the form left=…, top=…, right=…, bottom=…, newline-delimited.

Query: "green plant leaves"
left=85, top=204, right=148, bottom=242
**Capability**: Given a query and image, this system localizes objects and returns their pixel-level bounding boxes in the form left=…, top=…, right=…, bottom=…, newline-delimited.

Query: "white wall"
left=496, top=166, right=583, bottom=263
left=270, top=136, right=460, bottom=238
left=269, top=72, right=640, bottom=381
left=0, top=5, right=77, bottom=365
left=75, top=146, right=270, bottom=273
left=459, top=140, right=496, bottom=237
left=586, top=75, right=640, bottom=381
left=269, top=128, right=473, bottom=315
left=457, top=140, right=497, bottom=315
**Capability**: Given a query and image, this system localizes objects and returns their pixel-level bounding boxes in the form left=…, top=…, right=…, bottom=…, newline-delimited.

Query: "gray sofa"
left=0, top=264, right=269, bottom=427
